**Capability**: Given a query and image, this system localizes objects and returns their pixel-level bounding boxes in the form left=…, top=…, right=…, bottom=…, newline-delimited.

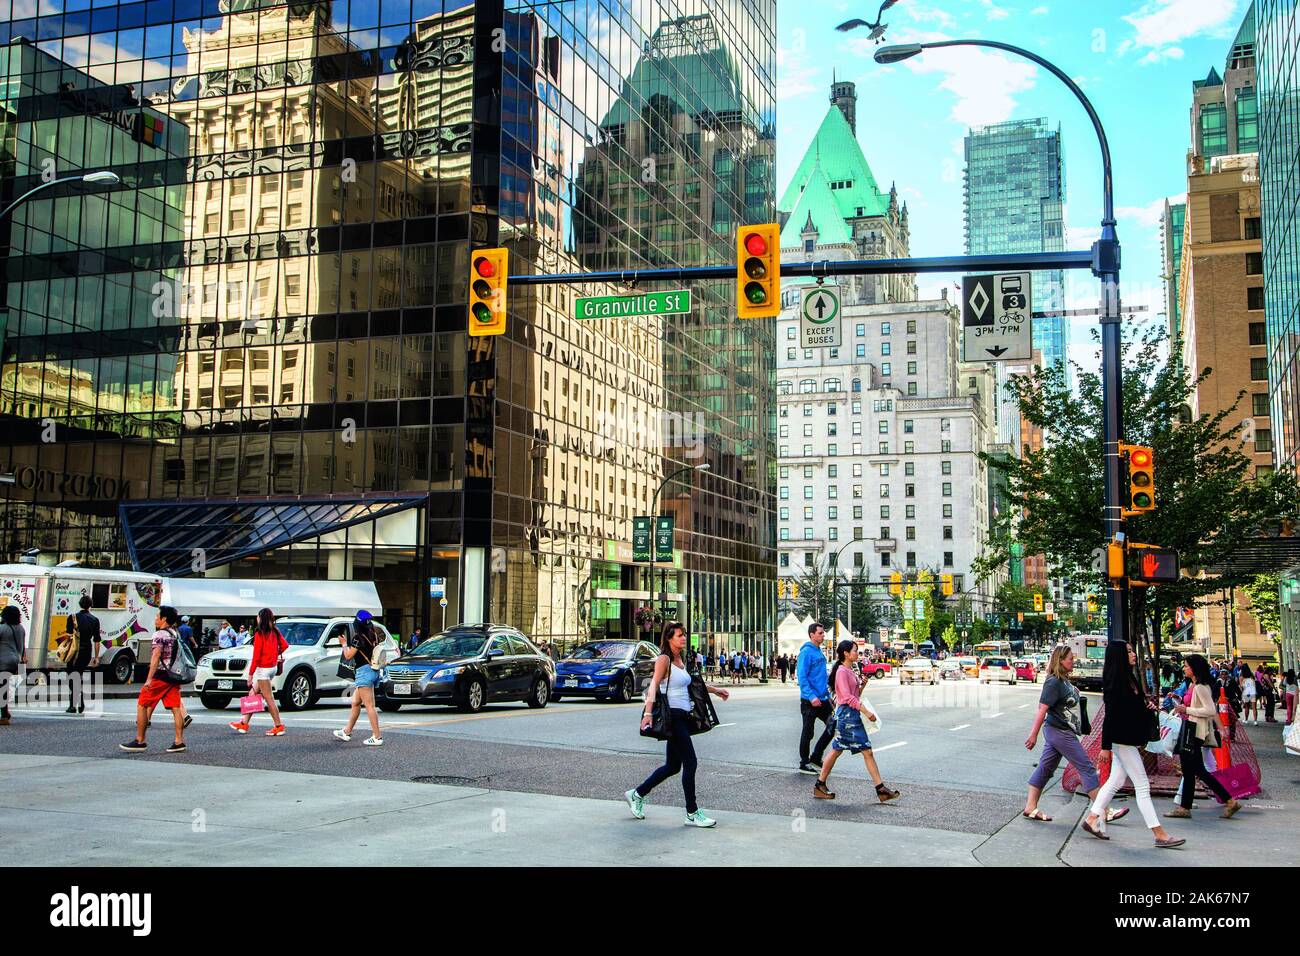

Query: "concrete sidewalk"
left=0, top=753, right=983, bottom=866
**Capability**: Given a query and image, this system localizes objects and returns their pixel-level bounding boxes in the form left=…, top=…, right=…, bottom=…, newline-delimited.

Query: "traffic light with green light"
left=468, top=248, right=508, bottom=337
left=736, top=224, right=780, bottom=318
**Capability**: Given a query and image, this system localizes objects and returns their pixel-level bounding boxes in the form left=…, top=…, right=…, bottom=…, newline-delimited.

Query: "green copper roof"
left=1230, top=2, right=1255, bottom=56
left=780, top=168, right=853, bottom=246
left=777, top=105, right=889, bottom=246
left=601, top=17, right=745, bottom=128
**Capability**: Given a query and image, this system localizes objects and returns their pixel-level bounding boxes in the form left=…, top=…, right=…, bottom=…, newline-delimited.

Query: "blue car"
left=553, top=639, right=659, bottom=703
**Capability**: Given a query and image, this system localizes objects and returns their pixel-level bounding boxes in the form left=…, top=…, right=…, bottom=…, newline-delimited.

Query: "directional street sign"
left=962, top=272, right=1032, bottom=362
left=800, top=284, right=841, bottom=348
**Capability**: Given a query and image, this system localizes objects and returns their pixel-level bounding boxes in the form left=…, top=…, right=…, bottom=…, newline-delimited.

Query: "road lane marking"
left=950, top=723, right=970, bottom=731
left=983, top=712, right=1004, bottom=719
left=716, top=722, right=736, bottom=727
left=872, top=741, right=907, bottom=753
left=1018, top=703, right=1031, bottom=709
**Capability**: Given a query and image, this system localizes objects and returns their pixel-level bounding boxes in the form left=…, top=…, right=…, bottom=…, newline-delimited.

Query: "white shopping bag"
left=1146, top=711, right=1180, bottom=756
left=861, top=695, right=882, bottom=734
left=1285, top=720, right=1300, bottom=757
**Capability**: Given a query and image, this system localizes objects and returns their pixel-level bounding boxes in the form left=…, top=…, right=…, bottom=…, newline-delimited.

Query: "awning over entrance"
left=120, top=493, right=428, bottom=576
left=163, top=577, right=382, bottom=617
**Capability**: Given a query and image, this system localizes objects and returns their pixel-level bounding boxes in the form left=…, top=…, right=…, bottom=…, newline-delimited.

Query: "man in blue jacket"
left=797, top=621, right=833, bottom=773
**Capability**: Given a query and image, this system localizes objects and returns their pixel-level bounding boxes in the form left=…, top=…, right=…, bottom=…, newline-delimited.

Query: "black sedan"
left=553, top=639, right=659, bottom=703
left=377, top=625, right=556, bottom=713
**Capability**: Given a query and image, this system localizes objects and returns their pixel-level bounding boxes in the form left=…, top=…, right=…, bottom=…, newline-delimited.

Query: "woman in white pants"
left=1083, top=641, right=1185, bottom=849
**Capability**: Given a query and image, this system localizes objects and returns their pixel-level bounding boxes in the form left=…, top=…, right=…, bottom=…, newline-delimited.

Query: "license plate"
left=217, top=680, right=233, bottom=690
left=564, top=678, right=578, bottom=687
left=392, top=683, right=414, bottom=695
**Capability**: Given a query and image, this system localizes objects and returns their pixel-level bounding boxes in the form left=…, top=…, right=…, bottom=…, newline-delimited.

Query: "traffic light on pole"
left=1033, top=592, right=1043, bottom=612
left=736, top=224, right=780, bottom=319
left=941, top=573, right=953, bottom=596
left=790, top=581, right=799, bottom=600
left=468, top=247, right=508, bottom=337
left=889, top=572, right=903, bottom=595
left=1087, top=595, right=1098, bottom=613
left=1120, top=443, right=1155, bottom=516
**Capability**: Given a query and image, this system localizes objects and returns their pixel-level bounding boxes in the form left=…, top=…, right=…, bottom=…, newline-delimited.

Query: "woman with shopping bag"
left=812, top=640, right=900, bottom=803
left=1167, top=654, right=1241, bottom=820
left=229, top=608, right=287, bottom=737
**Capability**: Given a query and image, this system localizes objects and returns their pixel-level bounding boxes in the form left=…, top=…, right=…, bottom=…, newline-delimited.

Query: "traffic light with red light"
left=736, top=224, right=780, bottom=318
left=468, top=248, right=508, bottom=337
left=1120, top=443, right=1155, bottom=516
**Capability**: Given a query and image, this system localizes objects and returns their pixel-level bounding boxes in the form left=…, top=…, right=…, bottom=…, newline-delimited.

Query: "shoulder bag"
left=337, top=635, right=372, bottom=680
left=1077, top=692, right=1092, bottom=737
left=685, top=657, right=719, bottom=736
left=158, top=628, right=197, bottom=684
left=639, top=655, right=673, bottom=740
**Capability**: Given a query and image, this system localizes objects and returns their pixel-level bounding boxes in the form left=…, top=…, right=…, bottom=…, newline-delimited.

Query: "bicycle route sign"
left=962, top=272, right=1032, bottom=362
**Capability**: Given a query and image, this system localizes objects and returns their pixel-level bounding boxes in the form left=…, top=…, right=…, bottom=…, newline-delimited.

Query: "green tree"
left=1240, top=572, right=1282, bottom=644
left=974, top=324, right=1299, bottom=649
left=792, top=562, right=833, bottom=622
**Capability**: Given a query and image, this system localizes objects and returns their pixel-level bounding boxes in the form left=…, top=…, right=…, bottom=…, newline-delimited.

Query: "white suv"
left=194, top=617, right=398, bottom=711
left=979, top=656, right=1016, bottom=684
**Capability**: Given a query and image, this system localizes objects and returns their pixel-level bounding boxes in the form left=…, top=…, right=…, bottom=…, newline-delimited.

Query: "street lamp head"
left=694, top=463, right=711, bottom=472
left=874, top=43, right=925, bottom=64
left=80, top=171, right=121, bottom=187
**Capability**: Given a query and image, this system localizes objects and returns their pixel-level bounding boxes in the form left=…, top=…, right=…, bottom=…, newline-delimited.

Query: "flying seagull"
left=836, top=1, right=900, bottom=42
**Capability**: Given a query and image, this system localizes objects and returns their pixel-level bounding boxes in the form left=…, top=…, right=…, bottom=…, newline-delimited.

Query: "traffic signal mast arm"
left=503, top=250, right=1096, bottom=286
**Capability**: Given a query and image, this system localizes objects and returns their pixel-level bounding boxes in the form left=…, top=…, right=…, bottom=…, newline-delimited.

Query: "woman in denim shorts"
left=814, top=640, right=900, bottom=804
left=333, top=611, right=384, bottom=746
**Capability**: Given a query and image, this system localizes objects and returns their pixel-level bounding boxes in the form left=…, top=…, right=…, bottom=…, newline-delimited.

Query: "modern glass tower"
left=964, top=118, right=1067, bottom=448
left=1259, top=0, right=1300, bottom=470
left=0, top=0, right=778, bottom=654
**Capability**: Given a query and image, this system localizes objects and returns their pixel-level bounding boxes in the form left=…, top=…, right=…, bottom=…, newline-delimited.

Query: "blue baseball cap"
left=355, top=609, right=373, bottom=622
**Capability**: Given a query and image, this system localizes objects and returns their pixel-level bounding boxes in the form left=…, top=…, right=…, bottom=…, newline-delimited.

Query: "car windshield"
left=411, top=633, right=488, bottom=658
left=986, top=658, right=1009, bottom=667
left=568, top=642, right=633, bottom=661
left=275, top=622, right=327, bottom=646
left=905, top=658, right=930, bottom=666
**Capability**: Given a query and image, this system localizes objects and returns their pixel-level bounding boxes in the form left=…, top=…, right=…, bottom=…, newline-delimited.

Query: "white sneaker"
left=333, top=729, right=351, bottom=742
left=684, top=810, right=716, bottom=828
left=625, top=788, right=646, bottom=819
left=363, top=735, right=384, bottom=746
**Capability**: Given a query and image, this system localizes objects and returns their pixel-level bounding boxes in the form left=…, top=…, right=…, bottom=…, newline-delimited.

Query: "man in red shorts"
left=120, top=605, right=188, bottom=754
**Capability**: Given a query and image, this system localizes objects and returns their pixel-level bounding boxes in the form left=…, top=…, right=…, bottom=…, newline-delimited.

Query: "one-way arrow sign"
left=962, top=273, right=1032, bottom=362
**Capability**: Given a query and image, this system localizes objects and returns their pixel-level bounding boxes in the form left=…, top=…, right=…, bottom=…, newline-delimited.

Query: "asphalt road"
left=0, top=676, right=1053, bottom=835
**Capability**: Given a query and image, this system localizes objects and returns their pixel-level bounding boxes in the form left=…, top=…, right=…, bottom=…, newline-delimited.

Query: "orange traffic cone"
left=1215, top=687, right=1233, bottom=769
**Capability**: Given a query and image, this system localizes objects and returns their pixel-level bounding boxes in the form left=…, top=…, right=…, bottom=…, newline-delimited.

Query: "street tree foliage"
left=973, top=324, right=1299, bottom=644
left=1240, top=572, right=1282, bottom=641
left=792, top=561, right=886, bottom=637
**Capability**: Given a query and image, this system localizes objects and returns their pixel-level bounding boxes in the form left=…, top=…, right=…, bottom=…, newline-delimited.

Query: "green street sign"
left=632, top=516, right=652, bottom=563
left=655, top=515, right=674, bottom=563
left=575, top=290, right=691, bottom=320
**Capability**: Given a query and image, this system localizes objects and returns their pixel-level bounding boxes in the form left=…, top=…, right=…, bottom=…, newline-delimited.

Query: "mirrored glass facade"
left=0, top=0, right=777, bottom=652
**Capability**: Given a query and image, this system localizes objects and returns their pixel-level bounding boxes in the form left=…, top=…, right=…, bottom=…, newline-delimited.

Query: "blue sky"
left=774, top=0, right=1251, bottom=373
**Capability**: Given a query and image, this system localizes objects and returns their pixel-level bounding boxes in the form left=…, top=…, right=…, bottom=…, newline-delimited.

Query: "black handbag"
left=685, top=662, right=720, bottom=736
left=1078, top=694, right=1092, bottom=737
left=1146, top=706, right=1161, bottom=742
left=640, top=658, right=673, bottom=741
left=1173, top=716, right=1199, bottom=755
left=337, top=635, right=371, bottom=680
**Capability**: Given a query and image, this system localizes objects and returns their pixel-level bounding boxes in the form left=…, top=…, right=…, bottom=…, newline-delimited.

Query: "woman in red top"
left=230, top=608, right=287, bottom=736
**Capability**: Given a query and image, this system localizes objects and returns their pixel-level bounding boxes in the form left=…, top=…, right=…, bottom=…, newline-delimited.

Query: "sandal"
left=1023, top=808, right=1053, bottom=822
left=1081, top=819, right=1110, bottom=841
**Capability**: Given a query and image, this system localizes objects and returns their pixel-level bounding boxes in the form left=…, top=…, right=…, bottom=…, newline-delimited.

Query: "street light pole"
left=829, top=536, right=862, bottom=645
left=873, top=39, right=1128, bottom=650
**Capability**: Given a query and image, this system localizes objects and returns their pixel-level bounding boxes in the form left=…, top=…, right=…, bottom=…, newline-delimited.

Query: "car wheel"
left=199, top=693, right=230, bottom=710
left=279, top=669, right=315, bottom=712
left=108, top=652, right=135, bottom=685
left=527, top=676, right=550, bottom=709
left=378, top=699, right=403, bottom=713
left=458, top=677, right=486, bottom=713
left=872, top=670, right=885, bottom=680
left=613, top=671, right=635, bottom=703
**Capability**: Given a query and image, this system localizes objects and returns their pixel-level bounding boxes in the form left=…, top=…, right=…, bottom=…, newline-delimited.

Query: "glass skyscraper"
left=1259, top=0, right=1300, bottom=470
left=0, top=0, right=777, bottom=654
left=964, top=117, right=1067, bottom=448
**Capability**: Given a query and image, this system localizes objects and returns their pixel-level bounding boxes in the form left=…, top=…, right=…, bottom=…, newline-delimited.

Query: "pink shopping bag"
left=239, top=694, right=266, bottom=715
left=1210, top=764, right=1261, bottom=801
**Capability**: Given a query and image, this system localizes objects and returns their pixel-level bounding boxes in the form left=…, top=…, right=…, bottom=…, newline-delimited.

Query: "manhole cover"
left=411, top=775, right=477, bottom=785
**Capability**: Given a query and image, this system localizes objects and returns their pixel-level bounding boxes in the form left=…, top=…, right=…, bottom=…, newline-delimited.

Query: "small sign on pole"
left=962, top=272, right=1032, bottom=362
left=654, top=516, right=674, bottom=564
left=800, top=284, right=841, bottom=348
left=632, top=517, right=652, bottom=563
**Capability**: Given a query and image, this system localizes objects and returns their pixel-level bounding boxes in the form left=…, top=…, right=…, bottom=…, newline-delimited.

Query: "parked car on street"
left=979, top=656, right=1017, bottom=685
left=860, top=661, right=892, bottom=680
left=553, top=639, right=658, bottom=702
left=194, top=617, right=398, bottom=711
left=899, top=657, right=938, bottom=685
left=377, top=624, right=555, bottom=713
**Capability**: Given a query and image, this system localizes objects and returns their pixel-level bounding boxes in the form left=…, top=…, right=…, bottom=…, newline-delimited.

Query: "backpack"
left=158, top=628, right=197, bottom=684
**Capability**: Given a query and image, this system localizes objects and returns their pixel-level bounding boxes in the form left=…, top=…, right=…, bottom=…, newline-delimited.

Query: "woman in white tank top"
left=625, top=622, right=730, bottom=828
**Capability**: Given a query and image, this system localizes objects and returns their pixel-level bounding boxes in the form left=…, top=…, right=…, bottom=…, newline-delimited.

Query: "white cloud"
left=900, top=3, right=958, bottom=30
left=777, top=43, right=820, bottom=102
left=1122, top=0, right=1240, bottom=49
left=1138, top=45, right=1185, bottom=65
left=1117, top=197, right=1174, bottom=229
left=1031, top=5, right=1051, bottom=14
left=860, top=29, right=1038, bottom=127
